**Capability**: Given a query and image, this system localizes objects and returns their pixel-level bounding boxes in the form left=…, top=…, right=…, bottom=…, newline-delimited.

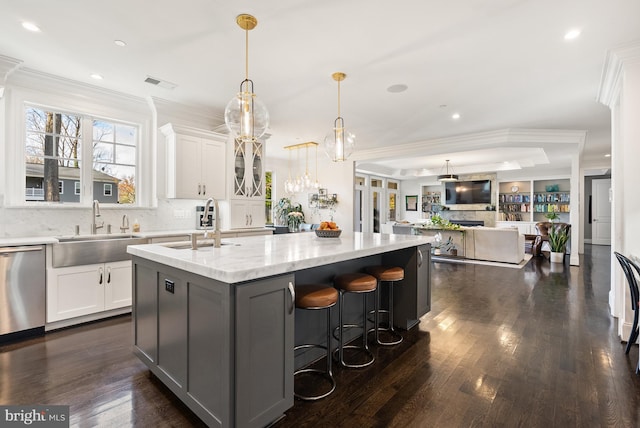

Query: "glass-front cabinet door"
left=233, top=139, right=263, bottom=199
left=233, top=139, right=246, bottom=196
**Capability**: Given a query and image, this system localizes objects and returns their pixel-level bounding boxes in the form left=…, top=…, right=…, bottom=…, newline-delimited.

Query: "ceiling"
left=2, top=1, right=638, bottom=179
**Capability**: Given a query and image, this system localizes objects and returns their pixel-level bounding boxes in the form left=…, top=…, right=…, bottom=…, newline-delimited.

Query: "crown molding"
left=151, top=96, right=224, bottom=131
left=598, top=40, right=640, bottom=107
left=0, top=54, right=23, bottom=83
left=354, top=128, right=586, bottom=162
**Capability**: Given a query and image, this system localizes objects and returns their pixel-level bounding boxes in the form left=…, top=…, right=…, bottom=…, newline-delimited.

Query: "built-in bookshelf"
left=498, top=179, right=570, bottom=222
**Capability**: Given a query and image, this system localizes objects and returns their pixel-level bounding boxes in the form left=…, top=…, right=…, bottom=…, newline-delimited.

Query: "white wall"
left=265, top=155, right=354, bottom=232
left=598, top=40, right=640, bottom=342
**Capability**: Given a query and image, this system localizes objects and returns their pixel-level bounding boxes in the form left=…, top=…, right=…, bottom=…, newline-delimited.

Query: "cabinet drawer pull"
left=418, top=248, right=423, bottom=268
left=98, top=267, right=104, bottom=285
left=107, top=266, right=111, bottom=284
left=198, top=184, right=202, bottom=195
left=203, top=184, right=206, bottom=195
left=287, top=281, right=295, bottom=314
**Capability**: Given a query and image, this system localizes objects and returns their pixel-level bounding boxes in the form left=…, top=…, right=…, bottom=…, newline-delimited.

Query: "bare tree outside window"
left=24, top=106, right=138, bottom=204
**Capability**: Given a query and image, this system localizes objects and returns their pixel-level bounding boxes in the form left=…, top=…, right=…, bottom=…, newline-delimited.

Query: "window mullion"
left=81, top=116, right=93, bottom=205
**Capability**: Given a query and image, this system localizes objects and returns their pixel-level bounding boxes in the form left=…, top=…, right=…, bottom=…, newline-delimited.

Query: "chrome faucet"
left=91, top=200, right=104, bottom=234
left=120, top=214, right=129, bottom=233
left=203, top=197, right=221, bottom=248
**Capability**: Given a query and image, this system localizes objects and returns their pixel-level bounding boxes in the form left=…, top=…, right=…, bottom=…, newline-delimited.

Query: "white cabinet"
left=161, top=123, right=227, bottom=200
left=47, top=260, right=132, bottom=322
left=229, top=200, right=265, bottom=229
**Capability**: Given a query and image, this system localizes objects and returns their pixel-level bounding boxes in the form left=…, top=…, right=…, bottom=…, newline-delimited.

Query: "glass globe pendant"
left=224, top=14, right=269, bottom=142
left=324, top=72, right=355, bottom=162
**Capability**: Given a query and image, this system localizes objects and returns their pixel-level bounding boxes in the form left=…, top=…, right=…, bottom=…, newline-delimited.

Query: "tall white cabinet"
left=161, top=123, right=227, bottom=200
left=229, top=138, right=265, bottom=229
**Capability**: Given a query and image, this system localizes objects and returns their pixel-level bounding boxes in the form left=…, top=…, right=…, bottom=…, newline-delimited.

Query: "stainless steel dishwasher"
left=0, top=245, right=46, bottom=341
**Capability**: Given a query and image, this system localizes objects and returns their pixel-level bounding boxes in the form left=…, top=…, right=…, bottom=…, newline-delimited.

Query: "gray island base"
left=128, top=232, right=431, bottom=428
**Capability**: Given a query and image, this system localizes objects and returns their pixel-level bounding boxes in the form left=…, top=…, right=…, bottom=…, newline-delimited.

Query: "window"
left=25, top=107, right=82, bottom=203
left=58, top=181, right=64, bottom=195
left=24, top=105, right=138, bottom=204
left=265, top=171, right=273, bottom=224
left=93, top=119, right=137, bottom=204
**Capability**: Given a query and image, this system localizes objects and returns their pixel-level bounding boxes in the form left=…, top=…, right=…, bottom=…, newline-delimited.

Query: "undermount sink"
left=55, top=233, right=138, bottom=242
left=52, top=235, right=148, bottom=268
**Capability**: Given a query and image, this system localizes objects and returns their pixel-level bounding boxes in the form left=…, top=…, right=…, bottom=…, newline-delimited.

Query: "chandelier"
left=224, top=14, right=269, bottom=143
left=437, top=160, right=459, bottom=182
left=284, top=142, right=321, bottom=194
left=323, top=72, right=355, bottom=162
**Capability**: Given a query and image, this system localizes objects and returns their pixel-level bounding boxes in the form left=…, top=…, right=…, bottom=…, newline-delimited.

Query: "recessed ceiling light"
left=451, top=113, right=461, bottom=120
left=387, top=84, right=408, bottom=93
left=604, top=153, right=611, bottom=157
left=90, top=74, right=103, bottom=80
left=22, top=21, right=41, bottom=32
left=114, top=39, right=127, bottom=47
left=564, top=28, right=581, bottom=40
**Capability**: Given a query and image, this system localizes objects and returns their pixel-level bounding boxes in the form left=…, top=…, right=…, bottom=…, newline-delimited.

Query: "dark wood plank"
left=1, top=244, right=638, bottom=427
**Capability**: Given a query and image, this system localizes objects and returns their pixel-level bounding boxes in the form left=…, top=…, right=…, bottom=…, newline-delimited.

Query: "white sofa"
left=466, top=227, right=525, bottom=264
left=400, top=224, right=526, bottom=264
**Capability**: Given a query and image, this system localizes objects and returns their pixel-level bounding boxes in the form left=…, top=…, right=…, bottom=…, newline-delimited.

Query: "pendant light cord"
left=245, top=27, right=249, bottom=81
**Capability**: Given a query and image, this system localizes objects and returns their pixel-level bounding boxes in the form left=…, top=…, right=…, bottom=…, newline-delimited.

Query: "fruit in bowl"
left=315, top=221, right=342, bottom=237
left=318, top=221, right=339, bottom=231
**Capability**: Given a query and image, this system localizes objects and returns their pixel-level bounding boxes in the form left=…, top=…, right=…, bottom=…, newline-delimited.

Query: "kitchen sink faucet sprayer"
left=203, top=197, right=221, bottom=248
left=92, top=200, right=104, bottom=234
left=120, top=214, right=129, bottom=233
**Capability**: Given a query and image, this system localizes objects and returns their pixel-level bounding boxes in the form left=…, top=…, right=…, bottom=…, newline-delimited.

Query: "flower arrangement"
left=287, top=211, right=305, bottom=231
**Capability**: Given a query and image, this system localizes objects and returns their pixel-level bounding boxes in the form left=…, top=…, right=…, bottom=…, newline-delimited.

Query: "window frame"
left=5, top=83, right=152, bottom=208
left=103, top=183, right=113, bottom=196
left=58, top=180, right=64, bottom=195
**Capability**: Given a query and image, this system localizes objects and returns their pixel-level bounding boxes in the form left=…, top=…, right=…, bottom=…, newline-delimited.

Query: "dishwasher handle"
left=0, top=245, right=44, bottom=254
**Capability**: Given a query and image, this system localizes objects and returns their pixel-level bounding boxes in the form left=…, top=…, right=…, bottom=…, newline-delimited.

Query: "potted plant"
left=545, top=212, right=559, bottom=222
left=548, top=225, right=569, bottom=263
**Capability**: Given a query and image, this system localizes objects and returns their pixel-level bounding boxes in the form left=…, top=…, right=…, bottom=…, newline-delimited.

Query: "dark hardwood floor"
left=1, top=244, right=638, bottom=427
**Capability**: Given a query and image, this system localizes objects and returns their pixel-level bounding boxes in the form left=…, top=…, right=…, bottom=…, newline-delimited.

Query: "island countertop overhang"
left=127, top=232, right=431, bottom=283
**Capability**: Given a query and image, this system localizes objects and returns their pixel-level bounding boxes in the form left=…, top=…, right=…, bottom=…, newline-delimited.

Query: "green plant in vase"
left=548, top=225, right=569, bottom=263
left=545, top=212, right=559, bottom=222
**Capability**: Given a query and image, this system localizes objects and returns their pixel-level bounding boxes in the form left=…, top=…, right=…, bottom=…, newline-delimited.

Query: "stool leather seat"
left=366, top=266, right=404, bottom=282
left=296, top=284, right=339, bottom=309
left=334, top=273, right=377, bottom=292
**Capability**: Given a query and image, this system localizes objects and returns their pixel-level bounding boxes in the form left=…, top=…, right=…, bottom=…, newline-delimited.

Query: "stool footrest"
left=294, top=368, right=336, bottom=401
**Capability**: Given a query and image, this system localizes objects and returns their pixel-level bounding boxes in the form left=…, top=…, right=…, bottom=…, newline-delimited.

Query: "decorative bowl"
left=315, top=229, right=342, bottom=238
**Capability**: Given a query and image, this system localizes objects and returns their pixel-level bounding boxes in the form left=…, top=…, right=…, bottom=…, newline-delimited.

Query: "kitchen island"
left=127, top=232, right=431, bottom=428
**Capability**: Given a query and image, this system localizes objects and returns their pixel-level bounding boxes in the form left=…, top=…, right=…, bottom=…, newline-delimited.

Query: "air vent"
left=144, top=76, right=177, bottom=90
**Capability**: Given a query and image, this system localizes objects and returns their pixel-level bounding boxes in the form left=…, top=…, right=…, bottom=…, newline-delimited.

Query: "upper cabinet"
left=161, top=123, right=227, bottom=200
left=231, top=138, right=263, bottom=199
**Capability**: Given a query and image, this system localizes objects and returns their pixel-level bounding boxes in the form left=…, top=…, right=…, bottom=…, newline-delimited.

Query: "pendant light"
left=437, top=160, right=459, bottom=182
left=284, top=141, right=321, bottom=194
left=324, top=72, right=355, bottom=162
left=224, top=14, right=269, bottom=143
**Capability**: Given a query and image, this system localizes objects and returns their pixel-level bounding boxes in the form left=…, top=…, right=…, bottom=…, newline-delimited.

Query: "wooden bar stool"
left=294, top=284, right=338, bottom=400
left=366, top=265, right=404, bottom=346
left=332, top=273, right=377, bottom=368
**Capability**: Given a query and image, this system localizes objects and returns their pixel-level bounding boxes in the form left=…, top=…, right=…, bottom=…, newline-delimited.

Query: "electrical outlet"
left=165, top=279, right=175, bottom=294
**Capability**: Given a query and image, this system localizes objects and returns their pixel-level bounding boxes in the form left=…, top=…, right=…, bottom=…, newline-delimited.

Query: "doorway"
left=591, top=178, right=612, bottom=245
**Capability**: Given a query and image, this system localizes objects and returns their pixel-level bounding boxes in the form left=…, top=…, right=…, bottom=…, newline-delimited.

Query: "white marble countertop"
left=0, top=228, right=271, bottom=247
left=127, top=232, right=431, bottom=284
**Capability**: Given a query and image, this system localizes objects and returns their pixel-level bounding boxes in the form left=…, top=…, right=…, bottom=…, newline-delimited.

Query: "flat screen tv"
left=444, top=180, right=492, bottom=204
